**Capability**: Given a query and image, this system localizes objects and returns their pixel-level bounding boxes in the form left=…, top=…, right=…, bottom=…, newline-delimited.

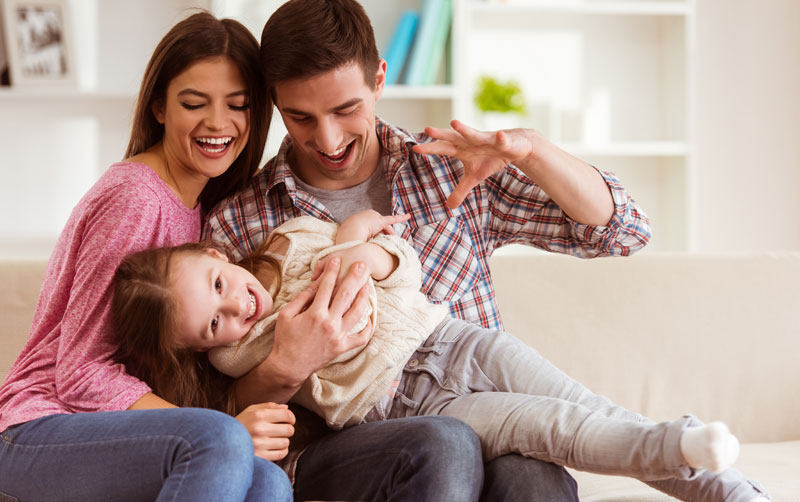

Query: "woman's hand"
left=235, top=402, right=296, bottom=461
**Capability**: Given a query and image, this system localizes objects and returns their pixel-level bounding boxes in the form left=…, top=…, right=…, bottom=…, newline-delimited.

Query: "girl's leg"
left=0, top=408, right=291, bottom=502
left=398, top=319, right=769, bottom=501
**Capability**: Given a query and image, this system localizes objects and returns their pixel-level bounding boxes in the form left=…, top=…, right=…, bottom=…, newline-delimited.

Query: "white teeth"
left=246, top=292, right=256, bottom=320
left=197, top=136, right=233, bottom=145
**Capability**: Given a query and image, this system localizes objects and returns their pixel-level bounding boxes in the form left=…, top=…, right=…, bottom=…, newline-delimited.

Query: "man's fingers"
left=338, top=283, right=371, bottom=335
left=413, top=140, right=458, bottom=157
left=311, top=257, right=341, bottom=309
left=446, top=176, right=480, bottom=209
left=328, top=262, right=367, bottom=317
left=281, top=280, right=318, bottom=317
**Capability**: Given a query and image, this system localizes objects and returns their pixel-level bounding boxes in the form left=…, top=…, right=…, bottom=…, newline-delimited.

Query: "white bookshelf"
left=452, top=0, right=695, bottom=251
left=0, top=0, right=694, bottom=258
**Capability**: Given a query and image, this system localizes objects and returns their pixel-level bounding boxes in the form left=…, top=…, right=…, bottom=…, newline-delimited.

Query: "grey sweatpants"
left=376, top=318, right=769, bottom=502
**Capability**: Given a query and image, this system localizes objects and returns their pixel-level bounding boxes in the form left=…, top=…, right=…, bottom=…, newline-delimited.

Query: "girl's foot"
left=679, top=422, right=740, bottom=473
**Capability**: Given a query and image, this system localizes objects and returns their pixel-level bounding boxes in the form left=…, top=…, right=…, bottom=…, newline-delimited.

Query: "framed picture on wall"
left=0, top=7, right=10, bottom=86
left=1, top=0, right=75, bottom=87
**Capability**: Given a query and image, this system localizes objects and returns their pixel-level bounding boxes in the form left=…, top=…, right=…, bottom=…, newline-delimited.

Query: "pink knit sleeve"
left=52, top=186, right=166, bottom=412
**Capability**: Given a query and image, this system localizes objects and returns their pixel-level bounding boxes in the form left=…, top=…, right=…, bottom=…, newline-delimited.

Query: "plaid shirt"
left=204, top=117, right=650, bottom=330
left=202, top=117, right=650, bottom=481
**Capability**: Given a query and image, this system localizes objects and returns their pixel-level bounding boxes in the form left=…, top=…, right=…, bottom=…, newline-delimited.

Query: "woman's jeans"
left=0, top=408, right=292, bottom=502
left=384, top=318, right=769, bottom=502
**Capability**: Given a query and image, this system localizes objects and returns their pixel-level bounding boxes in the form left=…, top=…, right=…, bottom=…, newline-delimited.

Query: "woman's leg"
left=482, top=453, right=579, bottom=502
left=399, top=319, right=769, bottom=500
left=293, top=415, right=483, bottom=502
left=0, top=408, right=291, bottom=502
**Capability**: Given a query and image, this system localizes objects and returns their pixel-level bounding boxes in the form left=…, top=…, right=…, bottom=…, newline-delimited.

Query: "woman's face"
left=170, top=249, right=273, bottom=351
left=155, top=56, right=251, bottom=185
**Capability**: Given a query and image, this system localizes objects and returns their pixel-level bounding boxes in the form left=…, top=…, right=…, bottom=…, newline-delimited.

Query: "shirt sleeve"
left=53, top=186, right=165, bottom=412
left=484, top=164, right=651, bottom=257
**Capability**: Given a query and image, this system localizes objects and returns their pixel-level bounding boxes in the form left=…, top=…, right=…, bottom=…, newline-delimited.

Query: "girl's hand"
left=236, top=402, right=296, bottom=461
left=337, top=210, right=411, bottom=243
left=315, top=243, right=396, bottom=283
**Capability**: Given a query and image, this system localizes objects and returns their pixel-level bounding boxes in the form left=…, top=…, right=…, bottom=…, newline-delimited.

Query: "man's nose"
left=315, top=117, right=343, bottom=154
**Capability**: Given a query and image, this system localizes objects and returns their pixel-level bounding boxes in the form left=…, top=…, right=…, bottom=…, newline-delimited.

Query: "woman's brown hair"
left=260, top=0, right=380, bottom=94
left=112, top=242, right=281, bottom=415
left=125, top=11, right=270, bottom=212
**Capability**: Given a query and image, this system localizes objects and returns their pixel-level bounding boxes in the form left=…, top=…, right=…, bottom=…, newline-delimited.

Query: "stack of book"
left=381, top=0, right=452, bottom=87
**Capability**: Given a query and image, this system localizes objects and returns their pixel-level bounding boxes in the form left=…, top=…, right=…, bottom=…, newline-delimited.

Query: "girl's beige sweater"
left=209, top=216, right=448, bottom=429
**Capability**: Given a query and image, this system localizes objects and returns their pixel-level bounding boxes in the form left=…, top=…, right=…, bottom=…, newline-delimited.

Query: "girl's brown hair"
left=260, top=0, right=380, bottom=94
left=125, top=11, right=270, bottom=212
left=112, top=242, right=281, bottom=415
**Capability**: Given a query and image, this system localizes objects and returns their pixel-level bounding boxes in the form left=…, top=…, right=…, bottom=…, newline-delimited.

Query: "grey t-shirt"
left=293, top=157, right=393, bottom=222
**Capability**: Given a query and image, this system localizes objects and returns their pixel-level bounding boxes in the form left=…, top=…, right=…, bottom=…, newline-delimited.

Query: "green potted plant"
left=473, top=75, right=526, bottom=130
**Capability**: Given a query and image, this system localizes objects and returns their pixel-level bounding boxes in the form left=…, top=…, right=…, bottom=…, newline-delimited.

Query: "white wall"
left=694, top=0, right=800, bottom=251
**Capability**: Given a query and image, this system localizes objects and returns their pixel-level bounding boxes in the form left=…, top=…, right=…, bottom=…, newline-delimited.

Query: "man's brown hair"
left=260, top=0, right=380, bottom=95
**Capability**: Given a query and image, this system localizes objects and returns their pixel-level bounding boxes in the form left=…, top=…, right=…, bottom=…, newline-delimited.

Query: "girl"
left=0, top=12, right=292, bottom=502
left=113, top=210, right=770, bottom=502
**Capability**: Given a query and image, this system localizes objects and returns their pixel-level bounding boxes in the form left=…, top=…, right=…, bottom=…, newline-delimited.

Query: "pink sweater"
left=0, top=162, right=201, bottom=432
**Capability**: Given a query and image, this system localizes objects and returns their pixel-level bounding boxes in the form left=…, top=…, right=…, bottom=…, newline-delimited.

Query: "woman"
left=0, top=12, right=291, bottom=501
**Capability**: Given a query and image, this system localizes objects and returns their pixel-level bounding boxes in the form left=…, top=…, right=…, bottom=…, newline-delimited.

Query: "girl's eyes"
left=211, top=315, right=219, bottom=333
left=215, top=277, right=222, bottom=292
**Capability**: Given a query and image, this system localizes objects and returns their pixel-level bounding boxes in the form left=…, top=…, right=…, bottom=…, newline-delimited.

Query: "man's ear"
left=374, top=59, right=387, bottom=100
left=206, top=248, right=229, bottom=262
left=152, top=98, right=166, bottom=124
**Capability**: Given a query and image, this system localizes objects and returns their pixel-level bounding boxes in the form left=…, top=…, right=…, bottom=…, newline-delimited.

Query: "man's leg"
left=293, top=416, right=483, bottom=502
left=482, top=454, right=578, bottom=502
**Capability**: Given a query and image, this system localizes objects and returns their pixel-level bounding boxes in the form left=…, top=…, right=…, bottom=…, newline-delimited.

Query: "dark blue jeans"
left=293, top=415, right=579, bottom=502
left=0, top=408, right=292, bottom=502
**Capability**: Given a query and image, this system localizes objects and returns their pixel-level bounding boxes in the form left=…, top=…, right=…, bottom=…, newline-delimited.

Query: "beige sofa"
left=2, top=253, right=799, bottom=501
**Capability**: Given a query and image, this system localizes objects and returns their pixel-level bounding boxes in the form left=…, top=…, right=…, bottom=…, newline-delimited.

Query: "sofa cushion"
left=569, top=441, right=800, bottom=501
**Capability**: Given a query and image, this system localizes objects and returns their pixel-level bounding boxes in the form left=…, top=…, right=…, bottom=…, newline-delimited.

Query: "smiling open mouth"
left=245, top=291, right=257, bottom=321
left=319, top=140, right=354, bottom=164
left=195, top=136, right=233, bottom=154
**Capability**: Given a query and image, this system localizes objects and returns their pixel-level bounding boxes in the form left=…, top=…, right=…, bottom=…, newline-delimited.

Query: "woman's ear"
left=152, top=98, right=166, bottom=124
left=205, top=248, right=229, bottom=262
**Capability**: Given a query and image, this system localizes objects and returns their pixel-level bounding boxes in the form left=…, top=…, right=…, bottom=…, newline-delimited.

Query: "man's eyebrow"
left=177, top=89, right=248, bottom=98
left=282, top=98, right=363, bottom=116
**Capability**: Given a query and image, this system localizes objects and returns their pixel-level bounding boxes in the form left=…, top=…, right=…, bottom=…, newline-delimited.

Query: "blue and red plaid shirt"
left=202, top=117, right=650, bottom=482
left=204, top=117, right=650, bottom=330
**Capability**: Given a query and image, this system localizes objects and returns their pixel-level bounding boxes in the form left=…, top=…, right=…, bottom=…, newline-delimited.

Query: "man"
left=205, top=0, right=650, bottom=500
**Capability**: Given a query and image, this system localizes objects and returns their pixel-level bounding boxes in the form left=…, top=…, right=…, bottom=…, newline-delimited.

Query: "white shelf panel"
left=556, top=141, right=688, bottom=157
left=0, top=89, right=136, bottom=101
left=471, top=1, right=690, bottom=16
left=382, top=85, right=456, bottom=100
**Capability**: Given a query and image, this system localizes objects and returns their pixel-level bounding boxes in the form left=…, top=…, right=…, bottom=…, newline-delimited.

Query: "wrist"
left=258, top=352, right=308, bottom=390
left=364, top=242, right=396, bottom=280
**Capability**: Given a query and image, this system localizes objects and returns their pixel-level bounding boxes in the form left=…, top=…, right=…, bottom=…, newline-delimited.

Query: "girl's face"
left=154, top=56, right=250, bottom=186
left=170, top=249, right=273, bottom=351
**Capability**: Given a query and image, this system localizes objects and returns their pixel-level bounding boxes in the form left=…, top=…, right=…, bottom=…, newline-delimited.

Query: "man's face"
left=274, top=61, right=386, bottom=190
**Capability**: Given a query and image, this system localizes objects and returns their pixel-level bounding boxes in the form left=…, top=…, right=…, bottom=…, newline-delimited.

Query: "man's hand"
left=413, top=119, right=536, bottom=209
left=236, top=402, right=295, bottom=461
left=269, top=257, right=373, bottom=386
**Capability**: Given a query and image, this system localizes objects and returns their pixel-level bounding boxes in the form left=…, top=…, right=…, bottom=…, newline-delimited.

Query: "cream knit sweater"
left=209, top=216, right=448, bottom=429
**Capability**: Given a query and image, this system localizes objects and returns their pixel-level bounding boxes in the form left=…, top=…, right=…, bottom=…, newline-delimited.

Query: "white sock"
left=679, top=422, right=740, bottom=473
left=750, top=498, right=770, bottom=502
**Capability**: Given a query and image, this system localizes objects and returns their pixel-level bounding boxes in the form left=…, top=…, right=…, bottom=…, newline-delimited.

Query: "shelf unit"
left=453, top=0, right=695, bottom=251
left=0, top=0, right=694, bottom=258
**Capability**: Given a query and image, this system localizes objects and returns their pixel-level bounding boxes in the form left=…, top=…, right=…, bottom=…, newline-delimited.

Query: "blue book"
left=404, top=0, right=452, bottom=86
left=383, top=10, right=419, bottom=86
